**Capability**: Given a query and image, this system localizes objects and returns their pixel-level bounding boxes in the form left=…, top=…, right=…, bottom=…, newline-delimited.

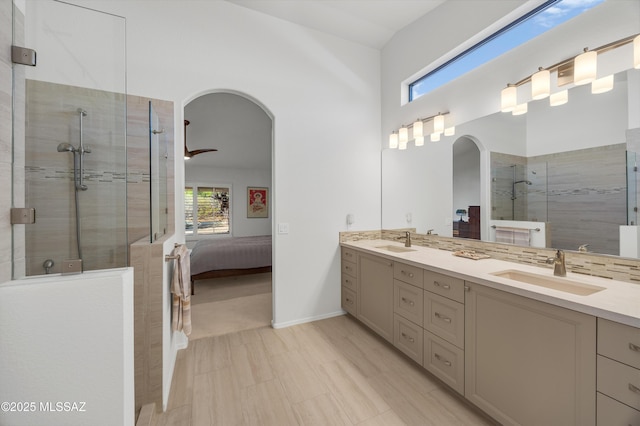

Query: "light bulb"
left=412, top=119, right=423, bottom=139
left=389, top=132, right=398, bottom=149
left=634, top=35, right=640, bottom=69
left=574, top=49, right=597, bottom=85
left=501, top=85, right=517, bottom=112
left=531, top=68, right=550, bottom=100
left=592, top=75, right=614, bottom=94
left=399, top=127, right=409, bottom=144
left=512, top=103, right=528, bottom=116
left=549, top=90, right=568, bottom=107
left=433, top=114, right=445, bottom=134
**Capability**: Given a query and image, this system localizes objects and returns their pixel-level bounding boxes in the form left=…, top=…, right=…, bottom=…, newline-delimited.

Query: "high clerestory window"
left=408, top=0, right=605, bottom=102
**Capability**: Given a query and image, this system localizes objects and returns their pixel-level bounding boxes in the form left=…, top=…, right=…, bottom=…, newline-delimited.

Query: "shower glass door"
left=12, top=0, right=127, bottom=277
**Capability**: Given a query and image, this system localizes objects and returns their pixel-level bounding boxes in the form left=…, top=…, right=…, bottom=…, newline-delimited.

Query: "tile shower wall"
left=492, top=144, right=627, bottom=255
left=24, top=80, right=128, bottom=276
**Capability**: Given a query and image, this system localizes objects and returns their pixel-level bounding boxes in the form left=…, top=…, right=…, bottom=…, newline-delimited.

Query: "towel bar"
left=491, top=225, right=540, bottom=232
left=165, top=254, right=180, bottom=261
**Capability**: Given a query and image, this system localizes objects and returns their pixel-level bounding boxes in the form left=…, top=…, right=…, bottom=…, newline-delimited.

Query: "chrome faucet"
left=397, top=231, right=412, bottom=247
left=546, top=249, right=566, bottom=277
left=578, top=244, right=589, bottom=253
left=426, top=229, right=435, bottom=235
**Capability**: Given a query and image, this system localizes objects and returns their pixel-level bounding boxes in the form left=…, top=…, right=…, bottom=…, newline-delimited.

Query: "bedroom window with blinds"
left=185, top=185, right=231, bottom=235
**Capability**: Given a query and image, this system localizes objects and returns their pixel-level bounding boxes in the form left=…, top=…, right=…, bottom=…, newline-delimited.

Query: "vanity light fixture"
left=531, top=67, right=550, bottom=100
left=591, top=75, right=614, bottom=94
left=500, top=33, right=638, bottom=113
left=549, top=90, right=568, bottom=106
left=389, top=131, right=399, bottom=149
left=412, top=119, right=423, bottom=139
left=387, top=111, right=453, bottom=149
left=574, top=48, right=597, bottom=86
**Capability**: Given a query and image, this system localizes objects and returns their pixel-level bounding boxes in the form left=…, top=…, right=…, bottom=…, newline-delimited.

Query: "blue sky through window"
left=409, top=0, right=605, bottom=101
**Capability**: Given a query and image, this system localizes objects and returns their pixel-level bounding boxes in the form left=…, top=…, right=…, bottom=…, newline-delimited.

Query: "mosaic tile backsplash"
left=340, top=230, right=640, bottom=285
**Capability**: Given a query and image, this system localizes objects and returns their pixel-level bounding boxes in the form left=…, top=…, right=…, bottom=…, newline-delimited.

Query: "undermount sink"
left=491, top=269, right=605, bottom=296
left=375, top=245, right=416, bottom=253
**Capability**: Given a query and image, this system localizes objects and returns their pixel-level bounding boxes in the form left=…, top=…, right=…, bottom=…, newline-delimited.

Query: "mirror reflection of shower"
left=510, top=165, right=532, bottom=220
left=56, top=108, right=91, bottom=261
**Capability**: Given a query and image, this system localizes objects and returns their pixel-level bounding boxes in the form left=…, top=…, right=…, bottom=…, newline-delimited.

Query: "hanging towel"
left=171, top=244, right=192, bottom=336
left=495, top=227, right=515, bottom=244
left=512, top=228, right=531, bottom=247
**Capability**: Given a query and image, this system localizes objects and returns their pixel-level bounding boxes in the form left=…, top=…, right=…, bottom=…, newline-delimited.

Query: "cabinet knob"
left=629, top=383, right=640, bottom=394
left=402, top=270, right=414, bottom=278
left=401, top=332, right=415, bottom=343
left=434, top=281, right=450, bottom=290
left=401, top=297, right=415, bottom=306
left=629, top=342, right=640, bottom=352
left=434, top=353, right=452, bottom=367
left=434, top=312, right=452, bottom=323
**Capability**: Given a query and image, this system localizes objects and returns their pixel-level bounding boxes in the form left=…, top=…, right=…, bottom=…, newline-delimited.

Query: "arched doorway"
left=183, top=91, right=273, bottom=339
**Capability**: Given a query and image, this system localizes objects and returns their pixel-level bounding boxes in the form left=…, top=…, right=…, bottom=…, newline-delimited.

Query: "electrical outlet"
left=278, top=223, right=289, bottom=234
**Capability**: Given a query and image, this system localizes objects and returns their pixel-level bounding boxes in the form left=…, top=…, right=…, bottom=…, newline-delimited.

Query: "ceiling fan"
left=184, top=119, right=218, bottom=159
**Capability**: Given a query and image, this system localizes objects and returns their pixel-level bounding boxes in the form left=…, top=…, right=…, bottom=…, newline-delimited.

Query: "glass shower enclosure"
left=12, top=0, right=127, bottom=277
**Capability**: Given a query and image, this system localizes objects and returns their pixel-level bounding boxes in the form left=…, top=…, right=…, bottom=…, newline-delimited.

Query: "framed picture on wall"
left=247, top=187, right=268, bottom=218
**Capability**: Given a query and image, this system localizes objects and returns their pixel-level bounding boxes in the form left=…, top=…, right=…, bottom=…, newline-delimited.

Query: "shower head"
left=57, top=143, right=76, bottom=152
left=77, top=108, right=87, bottom=117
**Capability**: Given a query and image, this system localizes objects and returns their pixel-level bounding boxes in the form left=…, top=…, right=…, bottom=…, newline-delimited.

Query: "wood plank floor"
left=156, top=314, right=497, bottom=426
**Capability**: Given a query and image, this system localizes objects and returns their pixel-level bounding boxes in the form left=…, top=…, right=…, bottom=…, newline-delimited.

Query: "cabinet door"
left=465, top=282, right=596, bottom=426
left=358, top=254, right=394, bottom=342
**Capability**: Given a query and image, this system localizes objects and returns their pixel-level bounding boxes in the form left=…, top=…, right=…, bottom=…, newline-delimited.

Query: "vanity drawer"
left=597, top=355, right=640, bottom=411
left=598, top=318, right=640, bottom=370
left=393, top=280, right=423, bottom=326
left=394, top=262, right=423, bottom=288
left=423, top=270, right=464, bottom=303
left=342, top=260, right=357, bottom=278
left=423, top=329, right=464, bottom=395
left=341, top=247, right=358, bottom=263
left=342, top=287, right=357, bottom=316
left=341, top=274, right=357, bottom=292
left=597, top=392, right=640, bottom=426
left=393, top=314, right=423, bottom=364
left=424, top=291, right=464, bottom=349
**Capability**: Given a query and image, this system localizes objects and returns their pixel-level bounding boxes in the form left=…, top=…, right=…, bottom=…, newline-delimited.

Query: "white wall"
left=185, top=165, right=272, bottom=238
left=63, top=0, right=382, bottom=329
left=0, top=269, right=134, bottom=426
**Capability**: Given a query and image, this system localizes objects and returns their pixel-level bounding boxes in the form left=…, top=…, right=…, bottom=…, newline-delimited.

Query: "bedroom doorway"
left=183, top=91, right=273, bottom=340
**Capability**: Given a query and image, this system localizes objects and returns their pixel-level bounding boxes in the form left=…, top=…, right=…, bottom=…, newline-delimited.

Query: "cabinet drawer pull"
left=345, top=266, right=352, bottom=271
left=629, top=383, right=640, bottom=394
left=401, top=332, right=415, bottom=343
left=345, top=252, right=353, bottom=257
left=433, top=281, right=450, bottom=290
left=345, top=297, right=354, bottom=305
left=434, top=312, right=452, bottom=323
left=434, top=353, right=451, bottom=366
left=629, top=342, right=640, bottom=352
left=345, top=279, right=351, bottom=285
left=401, top=297, right=415, bottom=306
left=401, top=270, right=414, bottom=278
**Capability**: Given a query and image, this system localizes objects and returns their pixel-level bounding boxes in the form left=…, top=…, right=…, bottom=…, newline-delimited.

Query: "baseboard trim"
left=272, top=310, right=345, bottom=329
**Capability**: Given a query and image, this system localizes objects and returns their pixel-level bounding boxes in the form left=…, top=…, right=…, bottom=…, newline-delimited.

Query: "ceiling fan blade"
left=188, top=148, right=218, bottom=156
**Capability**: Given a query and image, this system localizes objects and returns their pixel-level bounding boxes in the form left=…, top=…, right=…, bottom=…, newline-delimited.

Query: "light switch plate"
left=278, top=223, right=290, bottom=234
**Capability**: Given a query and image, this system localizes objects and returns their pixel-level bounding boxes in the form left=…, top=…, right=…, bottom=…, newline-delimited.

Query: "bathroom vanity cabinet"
left=464, top=281, right=596, bottom=426
left=339, top=243, right=640, bottom=426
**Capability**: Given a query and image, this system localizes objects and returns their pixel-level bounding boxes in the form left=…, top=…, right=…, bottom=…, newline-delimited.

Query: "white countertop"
left=341, top=239, right=640, bottom=328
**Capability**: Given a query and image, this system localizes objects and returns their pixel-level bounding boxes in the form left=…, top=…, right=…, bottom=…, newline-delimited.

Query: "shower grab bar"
left=492, top=225, right=541, bottom=232
left=77, top=108, right=89, bottom=191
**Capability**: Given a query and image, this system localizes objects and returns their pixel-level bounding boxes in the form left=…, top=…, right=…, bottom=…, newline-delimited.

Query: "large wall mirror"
left=382, top=67, right=640, bottom=257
